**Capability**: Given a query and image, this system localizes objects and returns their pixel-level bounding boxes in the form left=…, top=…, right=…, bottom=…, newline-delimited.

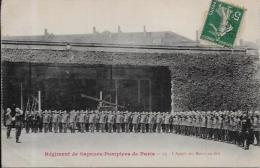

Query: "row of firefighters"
left=4, top=108, right=260, bottom=149
left=7, top=109, right=260, bottom=149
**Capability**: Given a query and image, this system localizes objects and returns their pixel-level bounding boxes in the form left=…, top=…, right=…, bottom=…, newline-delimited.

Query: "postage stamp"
left=200, top=0, right=245, bottom=48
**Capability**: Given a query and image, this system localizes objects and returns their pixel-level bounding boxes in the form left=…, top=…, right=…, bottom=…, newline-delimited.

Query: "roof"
left=2, top=30, right=198, bottom=46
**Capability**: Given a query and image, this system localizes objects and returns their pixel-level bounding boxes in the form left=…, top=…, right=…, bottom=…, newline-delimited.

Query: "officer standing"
left=132, top=112, right=140, bottom=133
left=123, top=111, right=131, bottom=133
left=69, top=110, right=77, bottom=133
left=15, top=108, right=23, bottom=143
left=77, top=111, right=85, bottom=133
left=252, top=111, right=259, bottom=146
left=5, top=108, right=13, bottom=139
left=148, top=112, right=155, bottom=133
left=155, top=112, right=162, bottom=133
left=241, top=112, right=252, bottom=150
left=164, top=112, right=171, bottom=133
left=48, top=110, right=53, bottom=132
left=89, top=111, right=96, bottom=133
left=25, top=110, right=33, bottom=133
left=61, top=111, right=69, bottom=133
left=43, top=111, right=50, bottom=133
left=52, top=111, right=60, bottom=133
left=38, top=110, right=43, bottom=132
left=58, top=111, right=63, bottom=133
left=116, top=111, right=123, bottom=133
left=84, top=111, right=90, bottom=132
left=107, top=111, right=114, bottom=133
left=207, top=112, right=213, bottom=139
left=140, top=112, right=147, bottom=133
left=99, top=111, right=107, bottom=133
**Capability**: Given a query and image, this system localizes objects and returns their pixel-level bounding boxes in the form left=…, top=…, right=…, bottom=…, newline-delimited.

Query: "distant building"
left=2, top=28, right=198, bottom=46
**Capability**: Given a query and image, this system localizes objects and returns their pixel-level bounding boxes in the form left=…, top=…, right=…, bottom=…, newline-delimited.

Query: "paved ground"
left=2, top=128, right=260, bottom=167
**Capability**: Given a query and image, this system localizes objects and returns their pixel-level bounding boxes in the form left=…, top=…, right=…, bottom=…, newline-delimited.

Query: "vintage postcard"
left=1, top=0, right=260, bottom=167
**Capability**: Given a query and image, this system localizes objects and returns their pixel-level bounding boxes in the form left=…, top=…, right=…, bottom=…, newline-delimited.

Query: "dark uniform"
left=15, top=108, right=23, bottom=143
left=241, top=114, right=252, bottom=150
left=32, top=111, right=41, bottom=133
left=48, top=111, right=53, bottom=132
left=25, top=111, right=33, bottom=133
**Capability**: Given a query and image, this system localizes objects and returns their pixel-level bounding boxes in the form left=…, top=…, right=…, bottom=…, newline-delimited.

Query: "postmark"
left=200, top=0, right=245, bottom=48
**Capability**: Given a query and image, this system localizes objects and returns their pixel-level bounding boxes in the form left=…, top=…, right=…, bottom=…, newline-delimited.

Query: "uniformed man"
left=172, top=113, right=178, bottom=134
left=95, top=112, right=100, bottom=132
left=77, top=111, right=85, bottom=133
left=201, top=112, right=207, bottom=139
left=252, top=111, right=260, bottom=146
left=32, top=110, right=38, bottom=133
left=58, top=111, right=63, bottom=133
left=228, top=112, right=235, bottom=144
left=38, top=110, right=43, bottom=132
left=84, top=111, right=90, bottom=132
left=24, top=110, right=33, bottom=133
left=52, top=110, right=60, bottom=133
left=132, top=112, right=140, bottom=133
left=43, top=111, right=50, bottom=133
left=212, top=113, right=218, bottom=140
left=5, top=108, right=13, bottom=139
left=235, top=113, right=242, bottom=146
left=107, top=111, right=115, bottom=133
left=148, top=112, right=155, bottom=133
left=15, top=108, right=23, bottom=143
left=207, top=112, right=213, bottom=139
left=89, top=111, right=96, bottom=133
left=123, top=111, right=131, bottom=133
left=61, top=111, right=69, bottom=133
left=155, top=112, right=162, bottom=133
left=140, top=112, right=147, bottom=133
left=69, top=110, right=77, bottom=133
left=222, top=112, right=230, bottom=142
left=241, top=112, right=252, bottom=150
left=176, top=113, right=182, bottom=134
left=99, top=111, right=107, bottom=133
left=116, top=111, right=123, bottom=133
left=164, top=112, right=171, bottom=133
left=48, top=110, right=53, bottom=132
left=218, top=112, right=224, bottom=141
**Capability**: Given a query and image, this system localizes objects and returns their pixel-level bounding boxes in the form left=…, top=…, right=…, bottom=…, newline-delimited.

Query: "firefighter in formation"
left=5, top=108, right=260, bottom=149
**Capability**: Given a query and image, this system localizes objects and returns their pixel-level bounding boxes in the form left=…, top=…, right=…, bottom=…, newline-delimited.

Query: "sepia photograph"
left=1, top=0, right=260, bottom=167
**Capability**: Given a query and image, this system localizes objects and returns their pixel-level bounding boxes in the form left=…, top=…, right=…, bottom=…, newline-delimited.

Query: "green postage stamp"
left=200, top=0, right=245, bottom=48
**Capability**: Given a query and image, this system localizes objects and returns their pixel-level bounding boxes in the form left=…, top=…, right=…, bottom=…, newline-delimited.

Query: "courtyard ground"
left=2, top=128, right=260, bottom=167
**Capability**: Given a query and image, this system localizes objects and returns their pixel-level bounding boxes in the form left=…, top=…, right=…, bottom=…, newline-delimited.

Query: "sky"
left=1, top=0, right=260, bottom=42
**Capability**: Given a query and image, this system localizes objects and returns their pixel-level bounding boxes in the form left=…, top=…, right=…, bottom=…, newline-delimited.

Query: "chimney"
left=93, top=26, right=97, bottom=34
left=143, top=25, right=146, bottom=33
left=44, top=28, right=49, bottom=36
left=118, top=25, right=122, bottom=33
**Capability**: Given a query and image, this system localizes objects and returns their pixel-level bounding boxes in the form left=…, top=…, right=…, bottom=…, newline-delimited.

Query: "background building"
left=1, top=30, right=259, bottom=112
